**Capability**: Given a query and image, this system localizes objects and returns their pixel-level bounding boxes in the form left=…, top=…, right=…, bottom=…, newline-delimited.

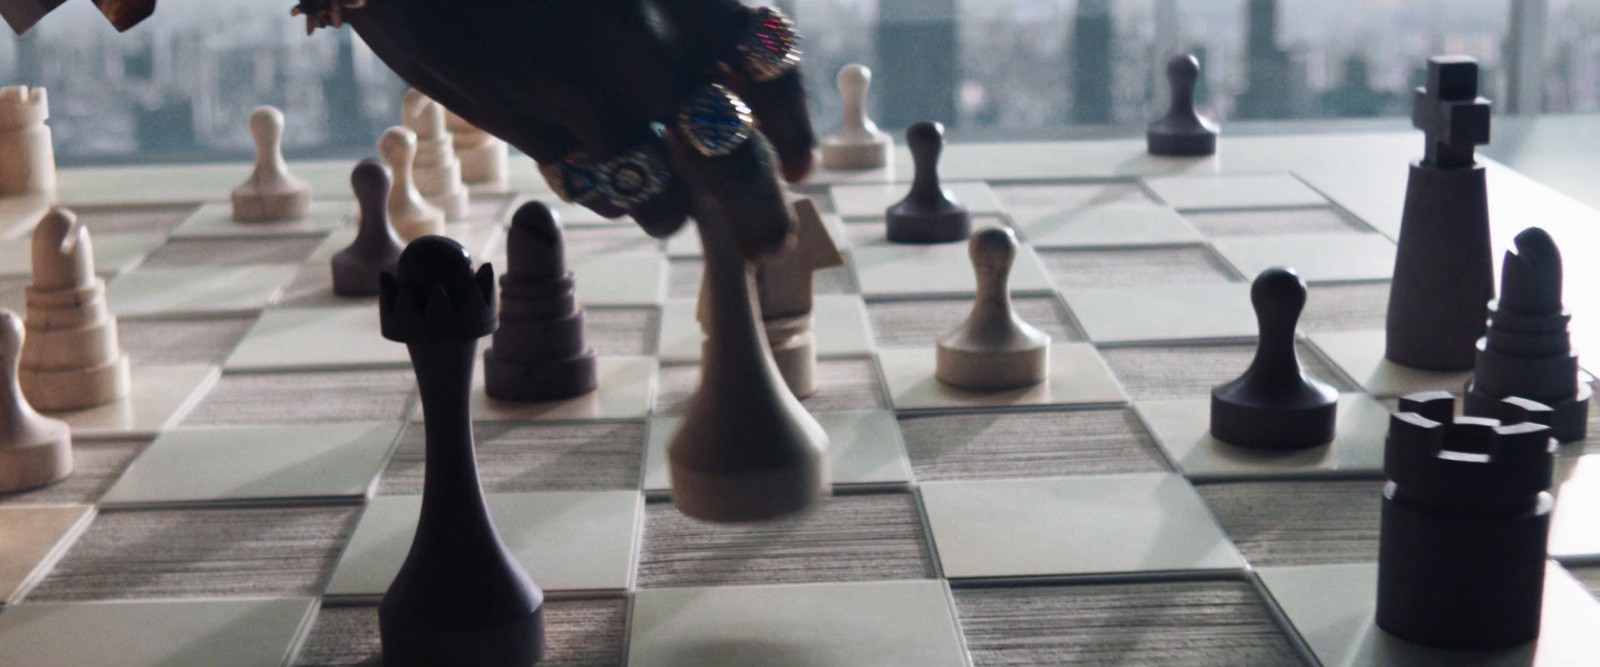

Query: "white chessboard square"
left=55, top=161, right=352, bottom=207
left=1135, top=394, right=1390, bottom=482
left=169, top=201, right=352, bottom=239
left=412, top=356, right=657, bottom=423
left=0, top=505, right=94, bottom=605
left=1307, top=330, right=1476, bottom=398
left=225, top=306, right=409, bottom=372
left=44, top=364, right=219, bottom=441
left=642, top=410, right=912, bottom=495
left=568, top=255, right=667, bottom=307
left=0, top=231, right=167, bottom=278
left=324, top=490, right=642, bottom=600
left=1065, top=283, right=1256, bottom=344
left=1212, top=233, right=1398, bottom=284
left=829, top=181, right=1004, bottom=220
left=878, top=343, right=1128, bottom=412
left=627, top=580, right=968, bottom=667
left=100, top=422, right=402, bottom=507
left=1142, top=174, right=1327, bottom=211
left=106, top=265, right=298, bottom=318
left=1258, top=563, right=1600, bottom=667
left=1009, top=203, right=1204, bottom=249
left=656, top=294, right=873, bottom=363
left=921, top=473, right=1245, bottom=580
left=852, top=241, right=1054, bottom=298
left=0, top=597, right=317, bottom=667
left=1551, top=453, right=1600, bottom=562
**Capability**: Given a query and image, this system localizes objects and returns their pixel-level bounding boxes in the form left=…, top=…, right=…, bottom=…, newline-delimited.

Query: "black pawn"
left=1464, top=227, right=1590, bottom=442
left=1210, top=268, right=1338, bottom=450
left=377, top=237, right=544, bottom=667
left=331, top=159, right=405, bottom=296
left=886, top=120, right=971, bottom=244
left=483, top=201, right=598, bottom=401
left=1147, top=54, right=1219, bottom=156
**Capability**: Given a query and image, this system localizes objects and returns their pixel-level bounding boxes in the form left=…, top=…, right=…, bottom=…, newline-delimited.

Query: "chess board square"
left=990, top=181, right=1153, bottom=209
left=1135, top=394, right=1390, bottom=481
left=0, top=505, right=94, bottom=604
left=225, top=306, right=408, bottom=371
left=565, top=224, right=665, bottom=257
left=0, top=231, right=167, bottom=278
left=106, top=265, right=298, bottom=318
left=829, top=181, right=1003, bottom=220
left=324, top=491, right=641, bottom=600
left=1307, top=330, right=1476, bottom=398
left=0, top=597, right=317, bottom=667
left=878, top=343, right=1128, bottom=411
left=412, top=356, right=657, bottom=423
left=1212, top=233, right=1397, bottom=283
left=920, top=473, right=1245, bottom=580
left=1257, top=563, right=1600, bottom=667
left=656, top=294, right=872, bottom=363
left=567, top=254, right=667, bottom=306
left=1009, top=203, right=1204, bottom=249
left=852, top=241, right=1054, bottom=298
left=626, top=580, right=968, bottom=667
left=44, top=364, right=219, bottom=441
left=1142, top=174, right=1327, bottom=211
left=169, top=201, right=351, bottom=239
left=642, top=410, right=912, bottom=495
left=100, top=422, right=402, bottom=507
left=1065, top=283, right=1256, bottom=344
left=1551, top=454, right=1600, bottom=563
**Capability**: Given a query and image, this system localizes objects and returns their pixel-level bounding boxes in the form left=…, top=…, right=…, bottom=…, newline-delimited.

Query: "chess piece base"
left=669, top=452, right=827, bottom=524
left=936, top=344, right=1048, bottom=391
left=379, top=608, right=545, bottom=667
left=1209, top=381, right=1337, bottom=450
left=820, top=139, right=891, bottom=170
left=0, top=423, right=72, bottom=494
left=1465, top=379, right=1591, bottom=444
left=20, top=353, right=130, bottom=411
left=482, top=347, right=598, bottom=402
left=1146, top=129, right=1217, bottom=157
left=886, top=206, right=970, bottom=244
left=231, top=186, right=312, bottom=222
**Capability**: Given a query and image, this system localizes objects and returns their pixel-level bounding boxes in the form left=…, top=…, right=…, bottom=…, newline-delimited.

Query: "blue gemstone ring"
left=542, top=145, right=672, bottom=210
left=736, top=6, right=802, bottom=82
left=678, top=84, right=755, bottom=158
left=540, top=151, right=607, bottom=208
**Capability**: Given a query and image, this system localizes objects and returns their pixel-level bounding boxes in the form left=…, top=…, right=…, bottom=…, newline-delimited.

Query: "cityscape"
left=0, top=0, right=1595, bottom=163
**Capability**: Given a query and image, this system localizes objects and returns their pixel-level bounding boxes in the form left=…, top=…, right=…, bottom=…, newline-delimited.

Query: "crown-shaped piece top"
left=379, top=236, right=496, bottom=343
left=0, top=85, right=48, bottom=128
left=1385, top=391, right=1555, bottom=502
left=1412, top=55, right=1491, bottom=169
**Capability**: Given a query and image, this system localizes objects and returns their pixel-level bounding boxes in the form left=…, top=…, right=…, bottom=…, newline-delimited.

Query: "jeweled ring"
left=736, top=6, right=802, bottom=82
left=678, top=84, right=755, bottom=158
left=542, top=146, right=671, bottom=210
left=540, top=151, right=606, bottom=208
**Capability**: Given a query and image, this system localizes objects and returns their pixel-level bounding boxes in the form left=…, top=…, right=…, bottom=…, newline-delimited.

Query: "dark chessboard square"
left=1037, top=246, right=1237, bottom=289
left=294, top=599, right=628, bottom=667
left=867, top=296, right=1083, bottom=349
left=182, top=368, right=416, bottom=426
left=581, top=307, right=660, bottom=356
left=1575, top=567, right=1600, bottom=598
left=379, top=421, right=645, bottom=494
left=655, top=357, right=886, bottom=415
left=0, top=440, right=146, bottom=506
left=1196, top=479, right=1383, bottom=568
left=1182, top=206, right=1372, bottom=237
left=138, top=237, right=325, bottom=268
left=899, top=408, right=1168, bottom=482
left=118, top=316, right=257, bottom=367
left=1301, top=282, right=1392, bottom=333
left=1099, top=342, right=1353, bottom=401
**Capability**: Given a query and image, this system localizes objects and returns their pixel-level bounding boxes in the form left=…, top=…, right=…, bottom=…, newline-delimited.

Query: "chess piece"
left=232, top=106, right=313, bottom=222
left=1377, top=391, right=1555, bottom=651
left=379, top=126, right=446, bottom=242
left=820, top=64, right=892, bottom=170
left=1210, top=267, right=1337, bottom=450
left=753, top=198, right=845, bottom=398
left=0, top=85, right=56, bottom=200
left=670, top=185, right=829, bottom=523
left=886, top=120, right=970, bottom=244
left=19, top=208, right=131, bottom=412
left=1147, top=54, right=1219, bottom=156
left=377, top=236, right=544, bottom=667
left=446, top=108, right=509, bottom=190
left=0, top=310, right=73, bottom=494
left=403, top=90, right=470, bottom=220
left=1386, top=56, right=1494, bottom=371
left=331, top=159, right=405, bottom=297
left=935, top=227, right=1049, bottom=390
left=484, top=201, right=597, bottom=401
left=1464, top=227, right=1590, bottom=442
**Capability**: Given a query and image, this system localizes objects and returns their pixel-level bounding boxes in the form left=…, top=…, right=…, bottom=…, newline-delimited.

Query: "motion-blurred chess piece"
left=1147, top=54, right=1219, bottom=157
left=750, top=198, right=845, bottom=398
left=232, top=106, right=313, bottom=221
left=446, top=108, right=509, bottom=190
left=332, top=159, right=405, bottom=297
left=820, top=64, right=892, bottom=170
left=935, top=227, right=1049, bottom=390
left=0, top=310, right=73, bottom=494
left=20, top=208, right=130, bottom=412
left=484, top=201, right=597, bottom=401
left=886, top=120, right=970, bottom=244
left=378, top=126, right=446, bottom=242
left=403, top=89, right=470, bottom=220
left=0, top=85, right=55, bottom=201
left=1210, top=267, right=1337, bottom=450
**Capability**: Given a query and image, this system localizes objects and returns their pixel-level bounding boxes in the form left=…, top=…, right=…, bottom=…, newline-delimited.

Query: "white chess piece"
left=232, top=106, right=313, bottom=222
left=0, top=85, right=56, bottom=200
left=936, top=227, right=1050, bottom=390
left=445, top=107, right=509, bottom=190
left=0, top=309, right=73, bottom=494
left=19, top=208, right=131, bottom=411
left=379, top=126, right=446, bottom=242
left=820, top=64, right=892, bottom=170
left=403, top=90, right=470, bottom=220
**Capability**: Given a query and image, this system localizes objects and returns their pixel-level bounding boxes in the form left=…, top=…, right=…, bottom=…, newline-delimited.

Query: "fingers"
left=665, top=127, right=795, bottom=261
left=725, top=67, right=816, bottom=184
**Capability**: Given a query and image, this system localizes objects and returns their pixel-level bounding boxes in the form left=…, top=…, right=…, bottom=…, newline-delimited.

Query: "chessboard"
left=1, top=132, right=1598, bottom=667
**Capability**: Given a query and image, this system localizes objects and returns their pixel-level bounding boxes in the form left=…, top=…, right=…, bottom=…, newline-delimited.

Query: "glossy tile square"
left=656, top=294, right=873, bottom=363
left=106, top=265, right=298, bottom=318
left=412, top=356, right=657, bottom=423
left=852, top=241, right=1054, bottom=298
left=1136, top=394, right=1390, bottom=481
left=44, top=364, right=219, bottom=440
left=225, top=306, right=409, bottom=371
left=878, top=343, right=1128, bottom=411
left=0, top=597, right=317, bottom=667
left=1065, top=283, right=1256, bottom=344
left=1307, top=330, right=1476, bottom=398
left=568, top=254, right=667, bottom=307
left=642, top=410, right=912, bottom=495
left=169, top=201, right=351, bottom=239
left=829, top=181, right=1003, bottom=220
left=1009, top=203, right=1204, bottom=249
left=0, top=505, right=94, bottom=604
left=1142, top=174, right=1327, bottom=211
left=1212, top=233, right=1397, bottom=283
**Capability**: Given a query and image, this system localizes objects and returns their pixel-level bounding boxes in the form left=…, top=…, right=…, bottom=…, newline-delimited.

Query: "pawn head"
left=351, top=159, right=392, bottom=200
left=249, top=106, right=284, bottom=143
left=378, top=126, right=418, bottom=165
left=1167, top=54, right=1201, bottom=85
left=1251, top=266, right=1307, bottom=315
left=969, top=226, right=1018, bottom=272
left=907, top=120, right=944, bottom=147
left=838, top=64, right=871, bottom=92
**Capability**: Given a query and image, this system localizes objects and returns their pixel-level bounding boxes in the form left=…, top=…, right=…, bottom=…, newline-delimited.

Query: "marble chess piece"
left=935, top=227, right=1049, bottom=390
left=1147, top=54, right=1219, bottom=156
left=445, top=108, right=509, bottom=190
left=484, top=201, right=598, bottom=401
left=752, top=198, right=845, bottom=398
left=1209, top=267, right=1337, bottom=450
left=20, top=208, right=130, bottom=412
left=332, top=159, right=405, bottom=297
left=886, top=120, right=970, bottom=244
left=0, top=85, right=55, bottom=200
left=403, top=89, right=470, bottom=221
left=820, top=64, right=892, bottom=170
left=232, top=106, right=313, bottom=222
left=378, top=126, right=446, bottom=242
left=0, top=310, right=73, bottom=494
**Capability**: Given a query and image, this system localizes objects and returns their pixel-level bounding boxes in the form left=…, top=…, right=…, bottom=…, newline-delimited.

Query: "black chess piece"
left=1377, top=391, right=1556, bottom=651
left=1210, top=267, right=1337, bottom=450
left=1147, top=54, right=1219, bottom=156
left=1385, top=55, right=1494, bottom=371
left=332, top=159, right=405, bottom=297
left=1464, top=227, right=1590, bottom=442
left=377, top=236, right=544, bottom=667
left=484, top=201, right=598, bottom=401
left=886, top=120, right=971, bottom=244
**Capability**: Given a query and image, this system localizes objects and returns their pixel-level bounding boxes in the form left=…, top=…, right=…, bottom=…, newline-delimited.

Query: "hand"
left=342, top=1, right=816, bottom=259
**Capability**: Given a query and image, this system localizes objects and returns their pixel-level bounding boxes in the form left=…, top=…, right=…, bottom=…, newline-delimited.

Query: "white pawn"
left=0, top=310, right=73, bottom=494
left=936, top=227, right=1050, bottom=390
left=445, top=107, right=509, bottom=190
left=402, top=89, right=470, bottom=220
left=820, top=64, right=892, bottom=170
left=21, top=208, right=130, bottom=411
left=0, top=85, right=56, bottom=200
left=378, top=126, right=445, bottom=242
left=232, top=106, right=313, bottom=222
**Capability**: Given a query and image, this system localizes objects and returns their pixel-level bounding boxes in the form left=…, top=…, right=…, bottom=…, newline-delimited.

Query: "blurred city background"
left=0, top=0, right=1593, bottom=164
